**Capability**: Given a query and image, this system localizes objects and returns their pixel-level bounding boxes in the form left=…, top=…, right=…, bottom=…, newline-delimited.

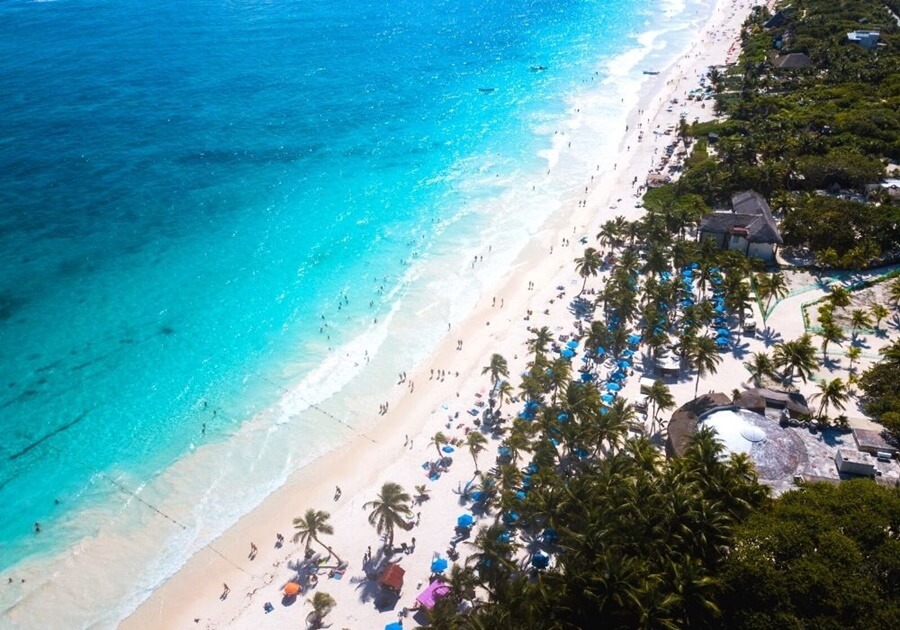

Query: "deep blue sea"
left=0, top=0, right=707, bottom=624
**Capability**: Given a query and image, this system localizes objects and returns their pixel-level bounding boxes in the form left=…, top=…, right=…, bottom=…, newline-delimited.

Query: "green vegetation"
left=718, top=481, right=900, bottom=628
left=425, top=3, right=900, bottom=627
left=663, top=0, right=900, bottom=268
left=859, top=338, right=900, bottom=438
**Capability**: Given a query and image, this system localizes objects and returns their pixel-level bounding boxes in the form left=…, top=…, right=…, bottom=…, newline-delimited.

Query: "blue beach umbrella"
left=616, top=359, right=631, bottom=369
left=610, top=370, right=626, bottom=381
left=531, top=552, right=550, bottom=569
left=431, top=557, right=448, bottom=573
left=561, top=349, right=575, bottom=358
left=621, top=348, right=634, bottom=358
left=515, top=490, right=527, bottom=500
left=498, top=446, right=511, bottom=456
left=606, top=382, right=621, bottom=392
left=690, top=262, right=700, bottom=270
left=580, top=371, right=595, bottom=382
left=716, top=337, right=729, bottom=347
left=556, top=412, right=569, bottom=422
left=522, top=475, right=532, bottom=489
left=627, top=333, right=641, bottom=345
left=601, top=393, right=616, bottom=404
left=497, top=530, right=511, bottom=543
left=716, top=327, right=730, bottom=336
left=457, top=513, right=474, bottom=527
left=503, top=510, right=520, bottom=525
left=714, top=304, right=725, bottom=313
left=596, top=346, right=606, bottom=356
left=526, top=463, right=539, bottom=474
left=470, top=491, right=485, bottom=502
left=385, top=623, right=403, bottom=630
left=566, top=339, right=578, bottom=348
left=442, top=445, right=455, bottom=453
left=542, top=528, right=558, bottom=543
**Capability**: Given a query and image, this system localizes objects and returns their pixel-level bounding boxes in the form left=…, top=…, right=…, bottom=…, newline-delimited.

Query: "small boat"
left=478, top=87, right=496, bottom=93
left=643, top=70, right=660, bottom=75
left=530, top=65, right=547, bottom=71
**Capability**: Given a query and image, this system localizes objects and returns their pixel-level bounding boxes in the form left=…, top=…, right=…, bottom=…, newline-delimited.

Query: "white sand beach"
left=121, top=1, right=805, bottom=628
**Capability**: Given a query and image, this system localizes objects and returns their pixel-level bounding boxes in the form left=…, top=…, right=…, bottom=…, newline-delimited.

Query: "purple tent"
left=416, top=580, right=452, bottom=610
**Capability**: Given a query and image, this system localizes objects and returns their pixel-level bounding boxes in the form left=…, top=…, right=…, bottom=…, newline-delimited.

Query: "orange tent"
left=283, top=581, right=301, bottom=596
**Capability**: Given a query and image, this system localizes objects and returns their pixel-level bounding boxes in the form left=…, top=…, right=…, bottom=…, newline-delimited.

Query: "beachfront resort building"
left=698, top=191, right=783, bottom=262
left=773, top=52, right=812, bottom=69
left=846, top=30, right=880, bottom=50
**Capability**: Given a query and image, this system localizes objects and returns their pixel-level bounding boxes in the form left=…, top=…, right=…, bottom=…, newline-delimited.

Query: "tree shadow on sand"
left=758, top=326, right=783, bottom=348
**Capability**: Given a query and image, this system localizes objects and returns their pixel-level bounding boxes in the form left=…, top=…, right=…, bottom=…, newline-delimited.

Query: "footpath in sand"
left=123, top=1, right=768, bottom=628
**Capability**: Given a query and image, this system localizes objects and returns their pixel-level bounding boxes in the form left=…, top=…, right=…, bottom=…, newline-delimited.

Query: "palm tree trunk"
left=694, top=371, right=701, bottom=398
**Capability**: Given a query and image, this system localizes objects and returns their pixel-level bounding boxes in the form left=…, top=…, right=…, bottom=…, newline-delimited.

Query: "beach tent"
left=415, top=580, right=452, bottom=610
left=378, top=562, right=405, bottom=594
left=283, top=581, right=301, bottom=596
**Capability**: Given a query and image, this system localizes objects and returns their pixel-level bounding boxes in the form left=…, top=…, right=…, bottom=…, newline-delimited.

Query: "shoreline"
left=122, top=1, right=764, bottom=627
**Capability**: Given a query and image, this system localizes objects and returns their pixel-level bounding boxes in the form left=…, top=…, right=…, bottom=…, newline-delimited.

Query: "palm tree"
left=829, top=285, right=851, bottom=309
left=575, top=247, right=603, bottom=295
left=430, top=431, right=449, bottom=461
left=890, top=278, right=900, bottom=309
left=645, top=381, right=675, bottom=432
left=525, top=326, right=554, bottom=358
left=846, top=345, right=862, bottom=375
left=364, top=482, right=412, bottom=549
left=687, top=336, right=722, bottom=397
left=870, top=303, right=889, bottom=331
left=849, top=309, right=872, bottom=338
left=743, top=351, right=778, bottom=387
left=306, top=591, right=336, bottom=629
left=482, top=353, right=509, bottom=392
left=773, top=334, right=818, bottom=383
left=812, top=378, right=849, bottom=420
left=495, top=380, right=514, bottom=413
left=292, top=509, right=342, bottom=565
left=467, top=431, right=488, bottom=472
left=759, top=271, right=789, bottom=314
left=596, top=217, right=624, bottom=249
left=818, top=320, right=845, bottom=360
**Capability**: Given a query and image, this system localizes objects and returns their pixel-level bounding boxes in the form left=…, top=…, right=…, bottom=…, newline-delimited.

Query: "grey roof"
left=699, top=190, right=783, bottom=245
left=736, top=387, right=811, bottom=416
left=774, top=53, right=811, bottom=69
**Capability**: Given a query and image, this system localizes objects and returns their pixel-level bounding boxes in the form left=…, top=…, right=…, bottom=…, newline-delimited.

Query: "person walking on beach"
left=249, top=542, right=258, bottom=559
left=221, top=584, right=230, bottom=600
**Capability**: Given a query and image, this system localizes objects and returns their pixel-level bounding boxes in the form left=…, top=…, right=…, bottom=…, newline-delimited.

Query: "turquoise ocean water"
left=0, top=0, right=710, bottom=625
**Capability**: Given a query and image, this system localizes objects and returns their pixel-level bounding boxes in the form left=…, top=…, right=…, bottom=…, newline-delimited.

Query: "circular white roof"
left=700, top=409, right=765, bottom=455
